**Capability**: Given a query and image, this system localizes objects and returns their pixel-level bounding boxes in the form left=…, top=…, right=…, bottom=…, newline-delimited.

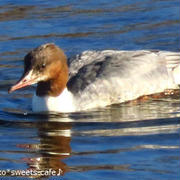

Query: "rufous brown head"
left=9, top=43, right=68, bottom=96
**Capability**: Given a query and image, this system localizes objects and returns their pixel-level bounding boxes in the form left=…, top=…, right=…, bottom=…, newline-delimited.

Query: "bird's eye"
left=42, top=63, right=46, bottom=68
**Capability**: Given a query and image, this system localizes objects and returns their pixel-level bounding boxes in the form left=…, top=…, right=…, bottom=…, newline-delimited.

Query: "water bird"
left=9, top=43, right=180, bottom=113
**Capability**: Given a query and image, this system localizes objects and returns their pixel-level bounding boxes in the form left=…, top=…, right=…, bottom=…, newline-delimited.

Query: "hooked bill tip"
left=8, top=86, right=14, bottom=94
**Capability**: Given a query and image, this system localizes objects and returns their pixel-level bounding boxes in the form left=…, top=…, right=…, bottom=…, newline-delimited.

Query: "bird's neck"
left=36, top=65, right=69, bottom=97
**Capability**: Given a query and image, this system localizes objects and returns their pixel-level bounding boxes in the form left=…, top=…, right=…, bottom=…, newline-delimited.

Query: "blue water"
left=0, top=0, right=180, bottom=179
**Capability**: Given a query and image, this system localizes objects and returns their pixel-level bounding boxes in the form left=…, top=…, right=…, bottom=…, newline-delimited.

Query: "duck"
left=8, top=43, right=180, bottom=113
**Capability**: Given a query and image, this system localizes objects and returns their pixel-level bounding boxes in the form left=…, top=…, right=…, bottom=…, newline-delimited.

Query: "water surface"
left=0, top=0, right=180, bottom=179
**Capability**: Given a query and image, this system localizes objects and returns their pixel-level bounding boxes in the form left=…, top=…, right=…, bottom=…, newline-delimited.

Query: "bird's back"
left=67, top=50, right=180, bottom=110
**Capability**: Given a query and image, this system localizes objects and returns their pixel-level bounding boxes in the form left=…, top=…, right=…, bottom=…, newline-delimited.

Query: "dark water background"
left=0, top=0, right=180, bottom=179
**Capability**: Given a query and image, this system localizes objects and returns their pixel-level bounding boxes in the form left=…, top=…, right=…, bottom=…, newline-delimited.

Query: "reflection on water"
left=0, top=0, right=180, bottom=179
left=17, top=121, right=72, bottom=177
left=0, top=94, right=179, bottom=178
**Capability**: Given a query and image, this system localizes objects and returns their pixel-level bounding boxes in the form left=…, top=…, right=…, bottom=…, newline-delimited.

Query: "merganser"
left=9, top=43, right=180, bottom=113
